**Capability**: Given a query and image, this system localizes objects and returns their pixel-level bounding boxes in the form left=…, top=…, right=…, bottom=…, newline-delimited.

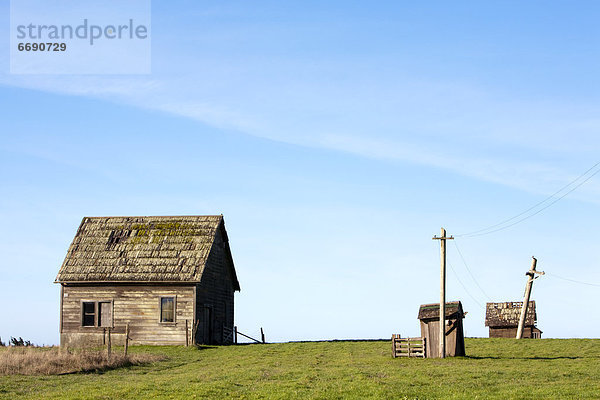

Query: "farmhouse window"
left=81, top=301, right=113, bottom=327
left=160, top=297, right=175, bottom=323
left=82, top=302, right=96, bottom=326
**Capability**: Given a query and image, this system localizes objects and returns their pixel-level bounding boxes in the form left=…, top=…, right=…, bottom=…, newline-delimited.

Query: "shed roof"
left=418, top=301, right=464, bottom=320
left=55, top=215, right=239, bottom=289
left=485, top=301, right=536, bottom=327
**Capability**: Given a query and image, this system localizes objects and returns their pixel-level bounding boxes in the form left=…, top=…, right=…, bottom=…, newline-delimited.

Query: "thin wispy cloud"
left=2, top=71, right=597, bottom=204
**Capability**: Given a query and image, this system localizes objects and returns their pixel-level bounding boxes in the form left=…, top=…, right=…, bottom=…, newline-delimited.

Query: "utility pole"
left=433, top=227, right=453, bottom=358
left=516, top=256, right=544, bottom=339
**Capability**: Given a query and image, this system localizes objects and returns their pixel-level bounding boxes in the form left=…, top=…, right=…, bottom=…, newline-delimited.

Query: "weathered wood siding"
left=489, top=326, right=538, bottom=339
left=195, top=228, right=236, bottom=344
left=60, top=285, right=194, bottom=348
left=420, top=318, right=465, bottom=358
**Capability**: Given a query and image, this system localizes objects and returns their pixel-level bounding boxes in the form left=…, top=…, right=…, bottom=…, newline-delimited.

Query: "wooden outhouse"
left=55, top=215, right=240, bottom=348
left=418, top=301, right=466, bottom=358
left=485, top=301, right=542, bottom=338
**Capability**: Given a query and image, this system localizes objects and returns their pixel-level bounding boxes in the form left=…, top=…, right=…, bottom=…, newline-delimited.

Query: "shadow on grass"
left=193, top=345, right=218, bottom=351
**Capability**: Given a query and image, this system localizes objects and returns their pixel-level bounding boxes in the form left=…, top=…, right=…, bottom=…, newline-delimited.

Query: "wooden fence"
left=232, top=326, right=266, bottom=344
left=391, top=335, right=426, bottom=358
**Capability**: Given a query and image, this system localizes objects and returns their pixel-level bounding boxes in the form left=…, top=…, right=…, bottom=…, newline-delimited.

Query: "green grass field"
left=1, top=338, right=599, bottom=399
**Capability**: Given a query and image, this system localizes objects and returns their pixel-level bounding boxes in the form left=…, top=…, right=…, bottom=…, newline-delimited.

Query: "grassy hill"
left=1, top=338, right=599, bottom=399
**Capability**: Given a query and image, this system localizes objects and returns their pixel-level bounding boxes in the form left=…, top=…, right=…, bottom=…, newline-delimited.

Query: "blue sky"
left=1, top=1, right=599, bottom=344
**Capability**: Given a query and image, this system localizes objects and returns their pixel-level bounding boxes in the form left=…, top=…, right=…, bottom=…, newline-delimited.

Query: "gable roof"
left=55, top=215, right=239, bottom=289
left=485, top=301, right=536, bottom=327
left=418, top=301, right=465, bottom=320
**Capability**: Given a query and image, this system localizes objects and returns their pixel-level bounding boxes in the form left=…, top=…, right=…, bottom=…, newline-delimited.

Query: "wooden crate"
left=392, top=334, right=426, bottom=358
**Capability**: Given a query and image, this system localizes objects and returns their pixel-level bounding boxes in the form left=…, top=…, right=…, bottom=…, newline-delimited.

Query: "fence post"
left=192, top=320, right=199, bottom=346
left=107, top=327, right=112, bottom=359
left=186, top=319, right=189, bottom=347
left=261, top=327, right=265, bottom=343
left=234, top=326, right=238, bottom=344
left=124, top=323, right=129, bottom=356
left=191, top=320, right=195, bottom=345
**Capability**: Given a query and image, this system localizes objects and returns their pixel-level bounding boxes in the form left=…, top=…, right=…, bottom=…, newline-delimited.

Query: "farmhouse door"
left=197, top=306, right=212, bottom=344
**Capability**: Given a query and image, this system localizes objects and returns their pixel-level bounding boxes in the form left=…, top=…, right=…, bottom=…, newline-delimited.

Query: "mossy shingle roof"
left=55, top=215, right=238, bottom=285
left=418, top=301, right=464, bottom=320
left=485, top=301, right=537, bottom=327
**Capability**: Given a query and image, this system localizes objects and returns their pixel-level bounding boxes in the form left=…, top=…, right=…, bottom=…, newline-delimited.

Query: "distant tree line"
left=0, top=336, right=34, bottom=347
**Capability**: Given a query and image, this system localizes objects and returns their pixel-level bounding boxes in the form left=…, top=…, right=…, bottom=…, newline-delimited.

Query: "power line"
left=458, top=159, right=600, bottom=237
left=457, top=160, right=600, bottom=238
left=545, top=271, right=600, bottom=287
left=447, top=260, right=485, bottom=309
left=453, top=240, right=492, bottom=301
left=431, top=240, right=485, bottom=309
left=466, top=168, right=600, bottom=237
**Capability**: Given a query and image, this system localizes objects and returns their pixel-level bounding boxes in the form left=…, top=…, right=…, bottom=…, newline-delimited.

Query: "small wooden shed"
left=55, top=215, right=240, bottom=348
left=485, top=301, right=542, bottom=338
left=418, top=301, right=466, bottom=358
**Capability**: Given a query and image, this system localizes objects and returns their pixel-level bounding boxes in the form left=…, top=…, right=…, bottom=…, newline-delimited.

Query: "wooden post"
left=234, top=326, right=238, bottom=344
left=516, top=257, right=543, bottom=339
left=185, top=319, right=189, bottom=347
left=107, top=327, right=112, bottom=359
left=192, top=320, right=198, bottom=346
left=261, top=327, right=265, bottom=344
left=124, top=323, right=129, bottom=356
left=440, top=228, right=446, bottom=359
left=433, top=227, right=453, bottom=358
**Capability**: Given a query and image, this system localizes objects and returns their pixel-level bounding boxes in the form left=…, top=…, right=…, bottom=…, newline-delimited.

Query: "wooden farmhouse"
left=418, top=301, right=466, bottom=358
left=485, top=301, right=542, bottom=339
left=55, top=215, right=240, bottom=348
